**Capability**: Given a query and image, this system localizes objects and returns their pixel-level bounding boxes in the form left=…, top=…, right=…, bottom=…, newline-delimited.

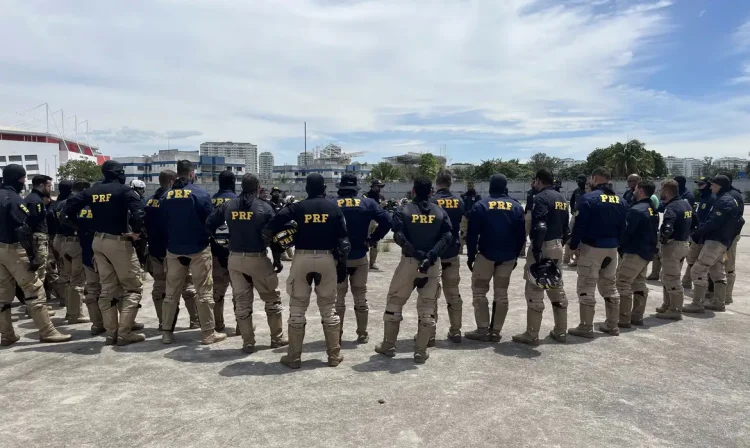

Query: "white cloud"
left=0, top=0, right=745, bottom=162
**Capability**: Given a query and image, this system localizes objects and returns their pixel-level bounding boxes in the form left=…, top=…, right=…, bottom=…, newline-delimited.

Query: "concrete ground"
left=2, top=240, right=750, bottom=448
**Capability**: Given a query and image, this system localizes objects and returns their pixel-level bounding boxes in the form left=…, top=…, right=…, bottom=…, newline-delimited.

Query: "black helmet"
left=371, top=178, right=385, bottom=187
left=272, top=222, right=297, bottom=251
left=527, top=258, right=562, bottom=290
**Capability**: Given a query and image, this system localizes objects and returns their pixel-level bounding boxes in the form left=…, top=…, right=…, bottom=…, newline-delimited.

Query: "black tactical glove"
left=467, top=256, right=475, bottom=272
left=337, top=262, right=347, bottom=283
left=659, top=234, right=670, bottom=246
left=418, top=258, right=433, bottom=274
left=272, top=251, right=283, bottom=273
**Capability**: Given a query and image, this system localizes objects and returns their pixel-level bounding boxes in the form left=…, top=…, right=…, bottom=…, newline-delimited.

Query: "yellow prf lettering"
left=231, top=211, right=254, bottom=220
left=337, top=198, right=361, bottom=207
left=648, top=208, right=654, bottom=216
left=79, top=209, right=93, bottom=218
left=92, top=194, right=112, bottom=203
left=146, top=199, right=160, bottom=207
left=437, top=199, right=459, bottom=209
left=684, top=210, right=692, bottom=219
left=554, top=201, right=567, bottom=210
left=304, top=214, right=329, bottom=223
left=412, top=214, right=436, bottom=224
left=488, top=201, right=496, bottom=210
left=599, top=195, right=620, bottom=204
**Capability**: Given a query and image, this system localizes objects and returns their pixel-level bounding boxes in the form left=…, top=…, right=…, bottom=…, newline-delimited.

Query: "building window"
left=9, top=155, right=22, bottom=162
left=137, top=166, right=145, bottom=171
left=25, top=155, right=38, bottom=161
left=0, top=156, right=5, bottom=162
left=26, top=164, right=39, bottom=171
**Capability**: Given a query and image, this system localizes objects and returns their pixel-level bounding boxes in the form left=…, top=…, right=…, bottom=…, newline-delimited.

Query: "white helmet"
left=130, top=180, right=146, bottom=189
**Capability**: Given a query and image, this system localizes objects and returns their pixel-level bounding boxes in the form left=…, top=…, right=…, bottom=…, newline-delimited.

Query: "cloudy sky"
left=1, top=0, right=749, bottom=165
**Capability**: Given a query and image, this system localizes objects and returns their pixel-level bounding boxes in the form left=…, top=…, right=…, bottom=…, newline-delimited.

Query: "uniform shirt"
left=461, top=190, right=482, bottom=214
left=363, top=190, right=385, bottom=204
left=623, top=188, right=635, bottom=207
left=0, top=185, right=31, bottom=244
left=727, top=188, right=745, bottom=238
left=569, top=187, right=585, bottom=215
left=24, top=189, right=49, bottom=234
left=392, top=200, right=452, bottom=260
left=64, top=180, right=145, bottom=236
left=429, top=188, right=465, bottom=259
left=267, top=196, right=348, bottom=251
left=679, top=188, right=696, bottom=208
left=524, top=189, right=535, bottom=213
left=76, top=206, right=95, bottom=268
left=144, top=188, right=169, bottom=258
left=531, top=186, right=570, bottom=242
left=620, top=197, right=659, bottom=261
left=206, top=193, right=274, bottom=253
left=268, top=196, right=285, bottom=214
left=696, top=189, right=740, bottom=247
left=466, top=194, right=525, bottom=263
left=158, top=179, right=213, bottom=255
left=570, top=184, right=627, bottom=250
left=46, top=199, right=59, bottom=237
left=335, top=192, right=392, bottom=260
left=210, top=189, right=237, bottom=257
left=661, top=197, right=692, bottom=242
left=54, top=198, right=77, bottom=237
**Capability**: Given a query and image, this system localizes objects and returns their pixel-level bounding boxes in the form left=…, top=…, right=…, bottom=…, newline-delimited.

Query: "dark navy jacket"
left=661, top=197, right=692, bottom=242
left=76, top=206, right=95, bottom=268
left=335, top=191, right=391, bottom=260
left=267, top=196, right=348, bottom=251
left=210, top=189, right=237, bottom=258
left=158, top=179, right=214, bottom=255
left=695, top=189, right=740, bottom=247
left=727, top=188, right=745, bottom=239
left=392, top=200, right=452, bottom=261
left=623, top=188, right=635, bottom=207
left=693, top=188, right=715, bottom=232
left=531, top=186, right=570, bottom=243
left=430, top=188, right=465, bottom=259
left=524, top=189, right=535, bottom=213
left=24, top=189, right=49, bottom=234
left=621, top=198, right=659, bottom=261
left=461, top=190, right=482, bottom=214
left=570, top=184, right=627, bottom=250
left=144, top=188, right=169, bottom=258
left=64, top=181, right=144, bottom=236
left=0, top=185, right=31, bottom=244
left=206, top=193, right=274, bottom=253
left=569, top=187, right=585, bottom=215
left=466, top=194, right=525, bottom=263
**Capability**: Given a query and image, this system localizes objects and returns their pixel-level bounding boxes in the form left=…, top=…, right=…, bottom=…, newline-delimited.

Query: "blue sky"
left=1, top=0, right=749, bottom=165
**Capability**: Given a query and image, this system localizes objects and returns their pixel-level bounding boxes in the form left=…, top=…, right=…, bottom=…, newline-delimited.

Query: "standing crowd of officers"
left=0, top=160, right=743, bottom=367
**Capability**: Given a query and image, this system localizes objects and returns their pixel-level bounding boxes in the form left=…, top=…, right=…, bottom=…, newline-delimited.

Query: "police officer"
left=265, top=173, right=350, bottom=368
left=513, top=169, right=569, bottom=345
left=722, top=174, right=744, bottom=305
left=64, top=161, right=146, bottom=346
left=460, top=181, right=481, bottom=254
left=616, top=180, right=658, bottom=330
left=681, top=177, right=715, bottom=291
left=429, top=170, right=465, bottom=343
left=0, top=165, right=70, bottom=345
left=206, top=173, right=290, bottom=353
left=683, top=175, right=740, bottom=313
left=655, top=179, right=693, bottom=320
left=374, top=176, right=452, bottom=363
left=144, top=170, right=200, bottom=330
left=50, top=180, right=75, bottom=310
left=157, top=160, right=225, bottom=345
left=268, top=187, right=284, bottom=213
left=363, top=179, right=385, bottom=270
left=334, top=173, right=391, bottom=343
left=210, top=170, right=237, bottom=331
left=75, top=190, right=104, bottom=334
left=563, top=174, right=586, bottom=266
left=25, top=174, right=61, bottom=312
left=648, top=175, right=696, bottom=281
left=56, top=181, right=92, bottom=324
left=568, top=167, right=627, bottom=338
left=623, top=174, right=639, bottom=207
left=464, top=174, right=525, bottom=342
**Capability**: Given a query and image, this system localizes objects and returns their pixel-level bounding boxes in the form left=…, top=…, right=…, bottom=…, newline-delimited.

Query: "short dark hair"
left=241, top=173, right=260, bottom=193
left=534, top=169, right=554, bottom=186
left=176, top=160, right=193, bottom=177
left=158, top=170, right=177, bottom=188
left=435, top=170, right=452, bottom=188
left=592, top=166, right=611, bottom=181
left=72, top=180, right=91, bottom=192
left=638, top=179, right=655, bottom=197
left=31, top=174, right=52, bottom=187
left=413, top=176, right=432, bottom=199
left=660, top=179, right=678, bottom=198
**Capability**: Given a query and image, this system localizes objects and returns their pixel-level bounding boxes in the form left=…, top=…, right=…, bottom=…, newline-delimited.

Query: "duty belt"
left=95, top=232, right=130, bottom=242
left=296, top=250, right=331, bottom=255
left=231, top=251, right=267, bottom=258
left=61, top=236, right=80, bottom=242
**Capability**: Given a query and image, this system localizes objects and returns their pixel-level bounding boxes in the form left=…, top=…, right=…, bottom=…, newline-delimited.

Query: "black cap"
left=337, top=173, right=359, bottom=190
left=695, top=176, right=712, bottom=185
left=674, top=175, right=687, bottom=187
left=371, top=179, right=385, bottom=187
left=713, top=175, right=731, bottom=189
left=271, top=186, right=281, bottom=193
left=576, top=174, right=587, bottom=183
left=489, top=174, right=507, bottom=194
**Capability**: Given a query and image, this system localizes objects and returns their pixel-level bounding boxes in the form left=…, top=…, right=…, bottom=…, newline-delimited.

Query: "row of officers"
left=0, top=161, right=743, bottom=367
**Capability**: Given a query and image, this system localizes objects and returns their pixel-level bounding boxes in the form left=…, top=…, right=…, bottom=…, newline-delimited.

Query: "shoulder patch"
left=19, top=204, right=29, bottom=215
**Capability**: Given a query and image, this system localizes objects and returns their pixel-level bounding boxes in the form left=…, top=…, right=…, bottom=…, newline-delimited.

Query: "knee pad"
left=413, top=277, right=428, bottom=290
left=602, top=257, right=612, bottom=269
left=353, top=304, right=368, bottom=313
left=384, top=310, right=403, bottom=322
left=552, top=301, right=567, bottom=310
left=265, top=301, right=282, bottom=314
left=306, top=272, right=322, bottom=286
left=177, top=257, right=191, bottom=267
left=714, top=280, right=726, bottom=285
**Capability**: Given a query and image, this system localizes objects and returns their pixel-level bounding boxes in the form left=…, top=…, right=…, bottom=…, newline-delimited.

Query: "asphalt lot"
left=1, top=238, right=749, bottom=448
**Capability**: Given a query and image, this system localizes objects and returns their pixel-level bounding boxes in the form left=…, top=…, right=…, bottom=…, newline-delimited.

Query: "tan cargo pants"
left=563, top=215, right=576, bottom=264
left=383, top=255, right=441, bottom=335
left=52, top=235, right=66, bottom=303
left=287, top=251, right=339, bottom=328
left=689, top=240, right=727, bottom=306
left=84, top=262, right=102, bottom=308
left=336, top=256, right=369, bottom=320
left=725, top=235, right=740, bottom=302
left=616, top=253, right=649, bottom=323
left=31, top=233, right=49, bottom=290
left=148, top=255, right=198, bottom=325
left=228, top=252, right=282, bottom=319
left=661, top=240, right=689, bottom=307
left=576, top=244, right=618, bottom=305
left=213, top=255, right=231, bottom=306
left=436, top=255, right=462, bottom=333
left=368, top=221, right=378, bottom=267
left=92, top=233, right=143, bottom=335
left=162, top=247, right=214, bottom=332
left=523, top=240, right=567, bottom=311
left=61, top=236, right=86, bottom=318
left=471, top=254, right=516, bottom=329
left=681, top=238, right=703, bottom=287
left=0, top=243, right=46, bottom=309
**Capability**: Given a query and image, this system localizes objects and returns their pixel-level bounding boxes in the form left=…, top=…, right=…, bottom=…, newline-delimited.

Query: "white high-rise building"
left=560, top=158, right=586, bottom=168
left=200, top=141, right=258, bottom=174
left=259, top=152, right=274, bottom=180
left=713, top=157, right=747, bottom=171
left=665, top=156, right=705, bottom=178
left=297, top=151, right=314, bottom=166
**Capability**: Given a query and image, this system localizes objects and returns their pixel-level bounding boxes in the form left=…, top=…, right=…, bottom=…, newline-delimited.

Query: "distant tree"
left=557, top=163, right=587, bottom=180
left=369, top=162, right=402, bottom=182
left=650, top=150, right=668, bottom=178
left=277, top=174, right=290, bottom=184
left=701, top=157, right=714, bottom=176
left=527, top=152, right=563, bottom=174
left=585, top=147, right=614, bottom=173
left=57, top=160, right=102, bottom=182
left=452, top=166, right=477, bottom=182
left=417, top=153, right=440, bottom=180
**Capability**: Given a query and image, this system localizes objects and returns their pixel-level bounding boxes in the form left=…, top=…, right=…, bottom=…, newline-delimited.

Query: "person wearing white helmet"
left=130, top=180, right=147, bottom=205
